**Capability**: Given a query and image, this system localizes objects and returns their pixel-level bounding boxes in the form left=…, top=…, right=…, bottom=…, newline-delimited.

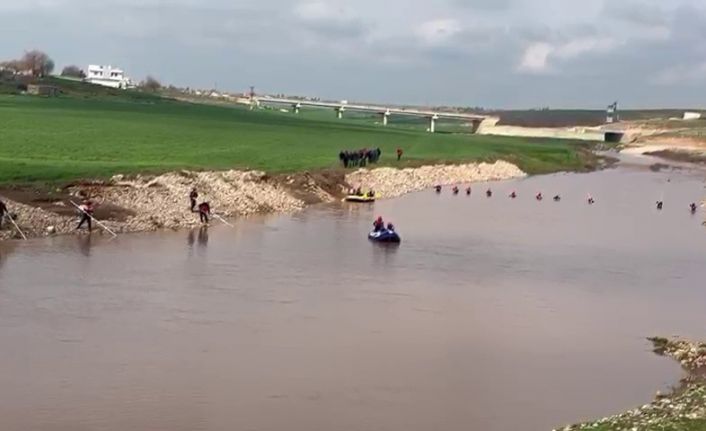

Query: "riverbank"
left=346, top=161, right=525, bottom=199
left=0, top=161, right=525, bottom=241
left=558, top=337, right=706, bottom=431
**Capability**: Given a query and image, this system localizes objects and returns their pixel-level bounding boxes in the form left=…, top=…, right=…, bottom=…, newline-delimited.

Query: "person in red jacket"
left=198, top=202, right=211, bottom=224
left=373, top=216, right=384, bottom=232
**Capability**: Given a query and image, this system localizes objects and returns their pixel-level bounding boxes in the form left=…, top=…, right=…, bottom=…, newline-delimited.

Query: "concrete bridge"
left=255, top=97, right=489, bottom=133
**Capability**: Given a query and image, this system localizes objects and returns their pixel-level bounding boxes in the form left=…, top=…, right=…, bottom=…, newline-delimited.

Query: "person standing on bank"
left=76, top=199, right=95, bottom=232
left=0, top=198, right=7, bottom=229
left=189, top=188, right=199, bottom=212
left=198, top=202, right=211, bottom=224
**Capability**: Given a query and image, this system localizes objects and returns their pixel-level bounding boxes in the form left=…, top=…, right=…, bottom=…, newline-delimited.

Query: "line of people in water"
left=339, top=148, right=382, bottom=168
left=433, top=185, right=700, bottom=211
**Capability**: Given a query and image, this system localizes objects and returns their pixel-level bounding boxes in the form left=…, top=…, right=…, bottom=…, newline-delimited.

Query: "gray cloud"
left=1, top=0, right=706, bottom=107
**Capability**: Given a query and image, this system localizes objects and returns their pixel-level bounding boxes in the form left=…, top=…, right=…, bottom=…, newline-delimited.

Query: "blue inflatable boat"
left=368, top=229, right=401, bottom=243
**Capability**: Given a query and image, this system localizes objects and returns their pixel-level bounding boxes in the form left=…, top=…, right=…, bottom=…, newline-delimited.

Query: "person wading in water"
left=189, top=188, right=199, bottom=212
left=76, top=199, right=95, bottom=232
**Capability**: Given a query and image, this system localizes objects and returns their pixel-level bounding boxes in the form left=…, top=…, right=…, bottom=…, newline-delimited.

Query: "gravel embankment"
left=345, top=161, right=526, bottom=199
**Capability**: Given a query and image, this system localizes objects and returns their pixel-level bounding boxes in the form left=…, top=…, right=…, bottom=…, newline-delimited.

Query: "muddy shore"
left=0, top=161, right=524, bottom=241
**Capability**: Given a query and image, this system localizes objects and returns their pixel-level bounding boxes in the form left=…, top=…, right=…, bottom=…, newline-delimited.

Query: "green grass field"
left=0, top=91, right=600, bottom=184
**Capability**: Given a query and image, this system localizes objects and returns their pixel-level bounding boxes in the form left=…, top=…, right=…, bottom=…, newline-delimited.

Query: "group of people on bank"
left=339, top=148, right=406, bottom=168
left=339, top=148, right=383, bottom=168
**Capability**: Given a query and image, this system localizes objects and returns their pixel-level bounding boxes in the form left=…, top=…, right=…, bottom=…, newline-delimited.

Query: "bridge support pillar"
left=429, top=114, right=439, bottom=133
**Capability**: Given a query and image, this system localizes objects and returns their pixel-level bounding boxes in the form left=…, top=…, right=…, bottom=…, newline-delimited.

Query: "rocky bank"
left=345, top=161, right=526, bottom=199
left=558, top=337, right=706, bottom=431
left=0, top=161, right=525, bottom=241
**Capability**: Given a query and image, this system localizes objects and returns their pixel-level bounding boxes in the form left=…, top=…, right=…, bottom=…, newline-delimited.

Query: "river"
left=1, top=157, right=705, bottom=431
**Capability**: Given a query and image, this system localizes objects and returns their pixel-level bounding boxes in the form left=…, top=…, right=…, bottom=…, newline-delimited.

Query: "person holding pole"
left=0, top=198, right=7, bottom=229
left=198, top=202, right=211, bottom=224
left=76, top=199, right=95, bottom=232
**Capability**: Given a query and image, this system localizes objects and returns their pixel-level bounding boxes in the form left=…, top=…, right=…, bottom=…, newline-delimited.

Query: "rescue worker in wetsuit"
left=386, top=222, right=395, bottom=232
left=76, top=199, right=95, bottom=232
left=690, top=203, right=697, bottom=213
left=452, top=186, right=459, bottom=195
left=355, top=187, right=363, bottom=196
left=509, top=191, right=517, bottom=199
left=373, top=216, right=384, bottom=232
left=466, top=187, right=472, bottom=196
left=0, top=198, right=7, bottom=229
left=587, top=196, right=595, bottom=205
left=189, top=188, right=199, bottom=212
left=536, top=192, right=543, bottom=201
left=198, top=202, right=211, bottom=224
left=553, top=195, right=561, bottom=202
left=656, top=201, right=664, bottom=210
left=486, top=189, right=492, bottom=198
left=435, top=185, right=442, bottom=193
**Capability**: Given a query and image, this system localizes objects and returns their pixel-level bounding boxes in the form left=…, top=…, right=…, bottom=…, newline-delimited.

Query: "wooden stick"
left=4, top=213, right=27, bottom=240
left=70, top=201, right=118, bottom=237
left=213, top=213, right=234, bottom=227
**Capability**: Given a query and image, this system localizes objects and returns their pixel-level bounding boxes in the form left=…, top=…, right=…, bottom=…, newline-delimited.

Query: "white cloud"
left=518, top=42, right=553, bottom=73
left=294, top=1, right=340, bottom=20
left=518, top=37, right=618, bottom=73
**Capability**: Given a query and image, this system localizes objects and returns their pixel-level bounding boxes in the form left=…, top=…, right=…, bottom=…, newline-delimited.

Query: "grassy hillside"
left=0, top=92, right=600, bottom=184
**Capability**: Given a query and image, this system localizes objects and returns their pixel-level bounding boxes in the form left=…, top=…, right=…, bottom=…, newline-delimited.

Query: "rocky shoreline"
left=0, top=161, right=524, bottom=241
left=558, top=337, right=706, bottom=431
left=346, top=160, right=525, bottom=199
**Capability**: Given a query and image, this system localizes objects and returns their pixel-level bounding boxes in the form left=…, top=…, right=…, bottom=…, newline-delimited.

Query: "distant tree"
left=141, top=75, right=161, bottom=92
left=61, top=65, right=86, bottom=79
left=0, top=59, right=27, bottom=74
left=21, top=50, right=54, bottom=77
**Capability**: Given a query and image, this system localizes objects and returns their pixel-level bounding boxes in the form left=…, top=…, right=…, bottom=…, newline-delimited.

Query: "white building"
left=85, top=65, right=133, bottom=89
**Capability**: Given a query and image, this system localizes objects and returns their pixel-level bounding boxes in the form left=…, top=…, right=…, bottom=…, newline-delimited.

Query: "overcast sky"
left=2, top=0, right=706, bottom=108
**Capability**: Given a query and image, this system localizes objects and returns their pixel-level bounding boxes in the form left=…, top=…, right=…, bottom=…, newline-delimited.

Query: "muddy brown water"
left=1, top=158, right=706, bottom=431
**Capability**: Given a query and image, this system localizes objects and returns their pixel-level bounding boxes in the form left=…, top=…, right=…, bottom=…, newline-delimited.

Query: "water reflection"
left=76, top=234, right=93, bottom=257
left=0, top=242, right=16, bottom=271
left=197, top=226, right=208, bottom=246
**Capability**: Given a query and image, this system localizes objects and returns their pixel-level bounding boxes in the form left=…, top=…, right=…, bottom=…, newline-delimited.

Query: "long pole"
left=213, top=213, right=234, bottom=227
left=70, top=201, right=118, bottom=238
left=4, top=213, right=27, bottom=240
